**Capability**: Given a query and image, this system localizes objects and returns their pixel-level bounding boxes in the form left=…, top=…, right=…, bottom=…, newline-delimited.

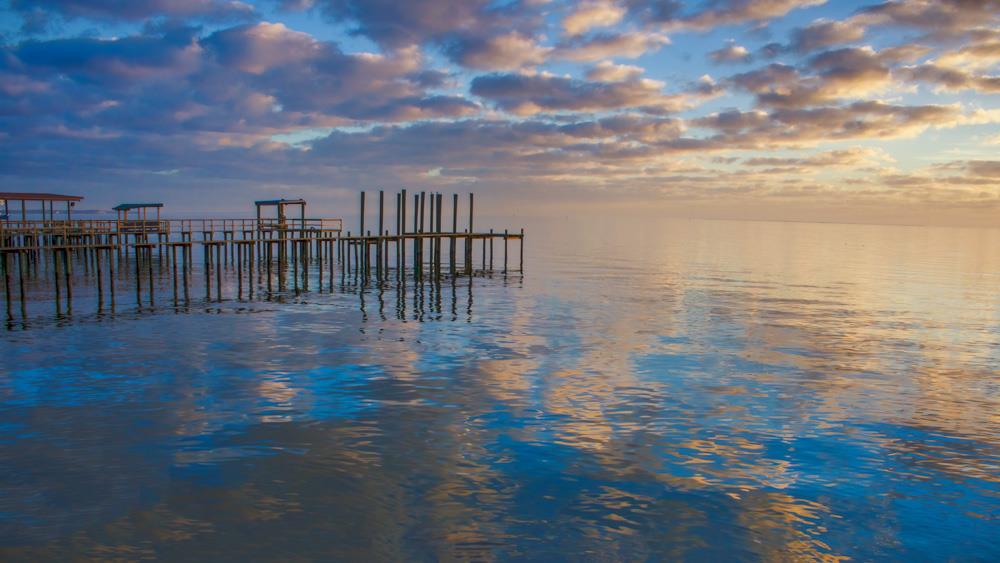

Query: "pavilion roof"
left=113, top=203, right=163, bottom=211
left=254, top=198, right=306, bottom=206
left=0, top=192, right=83, bottom=202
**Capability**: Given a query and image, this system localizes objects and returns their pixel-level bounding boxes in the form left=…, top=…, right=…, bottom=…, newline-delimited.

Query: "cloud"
left=202, top=22, right=321, bottom=74
left=899, top=61, right=1000, bottom=93
left=9, top=0, right=256, bottom=23
left=693, top=101, right=978, bottom=145
left=554, top=31, right=670, bottom=61
left=627, top=0, right=828, bottom=30
left=729, top=47, right=894, bottom=108
left=856, top=0, right=1000, bottom=39
left=2, top=101, right=996, bottom=215
left=295, top=0, right=541, bottom=48
left=585, top=61, right=645, bottom=82
left=709, top=41, right=752, bottom=64
left=0, top=22, right=480, bottom=148
left=559, top=113, right=686, bottom=142
left=965, top=160, right=1000, bottom=177
left=788, top=19, right=866, bottom=53
left=563, top=1, right=626, bottom=36
left=741, top=147, right=892, bottom=168
left=12, top=28, right=204, bottom=86
left=297, top=116, right=707, bottom=188
left=443, top=31, right=550, bottom=70
left=937, top=34, right=1000, bottom=69
left=470, top=71, right=697, bottom=115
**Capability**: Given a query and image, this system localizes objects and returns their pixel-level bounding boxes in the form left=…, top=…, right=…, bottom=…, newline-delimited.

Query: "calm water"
left=1, top=217, right=998, bottom=561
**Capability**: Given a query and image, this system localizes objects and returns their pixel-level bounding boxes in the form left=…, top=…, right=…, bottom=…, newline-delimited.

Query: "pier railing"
left=0, top=217, right=345, bottom=250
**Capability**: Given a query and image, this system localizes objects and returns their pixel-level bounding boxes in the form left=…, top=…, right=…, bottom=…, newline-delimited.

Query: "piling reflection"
left=1, top=241, right=521, bottom=332
left=1, top=218, right=998, bottom=560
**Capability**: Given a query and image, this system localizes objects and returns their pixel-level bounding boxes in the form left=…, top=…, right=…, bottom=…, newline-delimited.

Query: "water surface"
left=2, top=218, right=998, bottom=560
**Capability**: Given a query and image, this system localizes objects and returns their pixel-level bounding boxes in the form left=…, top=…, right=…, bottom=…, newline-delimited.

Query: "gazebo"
left=113, top=203, right=164, bottom=237
left=113, top=203, right=163, bottom=223
left=1, top=192, right=84, bottom=224
left=254, top=198, right=306, bottom=230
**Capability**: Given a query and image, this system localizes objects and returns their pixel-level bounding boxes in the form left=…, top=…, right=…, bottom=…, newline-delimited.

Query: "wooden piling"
left=520, top=228, right=524, bottom=273
left=451, top=193, right=458, bottom=275
left=412, top=194, right=419, bottom=276
left=436, top=193, right=443, bottom=277
left=504, top=229, right=508, bottom=275
left=2, top=252, right=10, bottom=317
left=146, top=247, right=154, bottom=306
left=378, top=190, right=384, bottom=280
left=400, top=189, right=407, bottom=275
left=467, top=193, right=474, bottom=276
left=18, top=251, right=27, bottom=317
left=63, top=249, right=71, bottom=304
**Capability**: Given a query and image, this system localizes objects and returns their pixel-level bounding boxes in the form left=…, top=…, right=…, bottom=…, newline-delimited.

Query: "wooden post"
left=428, top=192, right=435, bottom=275
left=18, top=251, right=27, bottom=315
left=256, top=204, right=262, bottom=262
left=451, top=193, right=457, bottom=275
left=412, top=194, right=419, bottom=276
left=464, top=228, right=470, bottom=276
left=171, top=245, right=178, bottom=303
left=62, top=251, right=73, bottom=305
left=395, top=192, right=401, bottom=273
left=215, top=243, right=222, bottom=300
left=2, top=252, right=9, bottom=318
left=359, top=191, right=366, bottom=274
left=237, top=243, right=242, bottom=299
left=147, top=246, right=154, bottom=306
left=419, top=191, right=425, bottom=277
left=249, top=242, right=255, bottom=298
left=436, top=193, right=443, bottom=277
left=504, top=229, right=508, bottom=275
left=326, top=239, right=333, bottom=291
left=358, top=192, right=365, bottom=242
left=520, top=228, right=524, bottom=273
left=299, top=202, right=305, bottom=242
left=293, top=237, right=299, bottom=291
left=266, top=241, right=273, bottom=293
left=108, top=247, right=116, bottom=306
left=378, top=190, right=384, bottom=280
left=93, top=245, right=103, bottom=307
left=400, top=189, right=407, bottom=275
left=466, top=193, right=474, bottom=276
left=203, top=243, right=210, bottom=300
left=420, top=191, right=426, bottom=234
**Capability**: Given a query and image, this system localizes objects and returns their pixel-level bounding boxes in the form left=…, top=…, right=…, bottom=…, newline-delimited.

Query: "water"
left=2, top=217, right=998, bottom=560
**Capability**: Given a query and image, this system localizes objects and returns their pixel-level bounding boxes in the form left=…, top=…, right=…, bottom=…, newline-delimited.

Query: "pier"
left=0, top=190, right=524, bottom=321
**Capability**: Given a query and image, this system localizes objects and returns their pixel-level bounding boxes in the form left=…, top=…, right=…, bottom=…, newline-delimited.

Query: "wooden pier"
left=0, top=190, right=524, bottom=320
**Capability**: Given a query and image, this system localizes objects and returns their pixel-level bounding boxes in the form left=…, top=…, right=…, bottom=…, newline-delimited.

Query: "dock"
left=0, top=190, right=524, bottom=320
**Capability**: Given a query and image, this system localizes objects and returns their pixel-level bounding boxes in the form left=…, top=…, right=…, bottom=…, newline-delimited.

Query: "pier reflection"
left=2, top=245, right=519, bottom=331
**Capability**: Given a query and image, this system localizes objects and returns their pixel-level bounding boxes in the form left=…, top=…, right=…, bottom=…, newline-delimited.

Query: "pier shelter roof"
left=1, top=192, right=83, bottom=203
left=113, top=203, right=163, bottom=211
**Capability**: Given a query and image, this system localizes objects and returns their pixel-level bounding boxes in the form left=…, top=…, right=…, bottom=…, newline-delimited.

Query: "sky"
left=1, top=0, right=999, bottom=225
